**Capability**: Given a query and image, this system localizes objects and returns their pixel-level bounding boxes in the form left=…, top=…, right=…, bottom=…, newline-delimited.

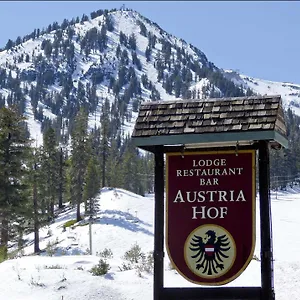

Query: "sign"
left=166, top=150, right=256, bottom=285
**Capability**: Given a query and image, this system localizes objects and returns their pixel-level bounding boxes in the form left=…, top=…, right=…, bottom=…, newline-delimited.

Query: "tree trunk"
left=0, top=212, right=9, bottom=259
left=33, top=169, right=40, bottom=254
left=58, top=148, right=63, bottom=209
left=76, top=202, right=81, bottom=222
left=102, top=147, right=106, bottom=187
left=49, top=200, right=54, bottom=220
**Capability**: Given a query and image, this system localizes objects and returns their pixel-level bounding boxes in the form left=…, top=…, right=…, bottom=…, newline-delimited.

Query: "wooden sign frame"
left=153, top=142, right=274, bottom=300
left=131, top=96, right=288, bottom=300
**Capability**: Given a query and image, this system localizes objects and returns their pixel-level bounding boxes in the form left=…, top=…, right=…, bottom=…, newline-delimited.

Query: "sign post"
left=132, top=95, right=288, bottom=300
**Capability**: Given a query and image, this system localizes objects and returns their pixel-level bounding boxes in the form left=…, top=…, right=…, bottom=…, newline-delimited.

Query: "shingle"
left=232, top=99, right=244, bottom=105
left=170, top=115, right=181, bottom=121
left=184, top=127, right=196, bottom=133
left=242, top=124, right=249, bottom=130
left=203, top=106, right=212, bottom=113
left=159, top=115, right=171, bottom=122
left=192, top=120, right=203, bottom=127
left=257, top=110, right=267, bottom=116
left=132, top=95, right=287, bottom=139
left=249, top=124, right=263, bottom=130
left=212, top=106, right=221, bottom=112
left=231, top=124, right=243, bottom=131
left=224, top=119, right=233, bottom=125
left=188, top=114, right=197, bottom=120
left=220, top=106, right=231, bottom=112
left=195, top=127, right=208, bottom=133
left=169, top=128, right=184, bottom=134
left=262, top=124, right=273, bottom=130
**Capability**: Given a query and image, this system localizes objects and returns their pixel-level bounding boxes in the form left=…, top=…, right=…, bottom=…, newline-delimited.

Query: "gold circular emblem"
left=184, top=224, right=236, bottom=279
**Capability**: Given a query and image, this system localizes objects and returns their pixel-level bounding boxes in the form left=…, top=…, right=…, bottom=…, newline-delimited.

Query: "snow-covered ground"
left=1, top=186, right=300, bottom=300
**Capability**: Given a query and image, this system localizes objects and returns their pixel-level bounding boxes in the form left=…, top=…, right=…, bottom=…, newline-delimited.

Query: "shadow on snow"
left=96, top=209, right=153, bottom=236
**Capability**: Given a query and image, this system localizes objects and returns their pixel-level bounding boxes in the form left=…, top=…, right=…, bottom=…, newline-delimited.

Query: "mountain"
left=0, top=8, right=250, bottom=146
left=1, top=8, right=299, bottom=147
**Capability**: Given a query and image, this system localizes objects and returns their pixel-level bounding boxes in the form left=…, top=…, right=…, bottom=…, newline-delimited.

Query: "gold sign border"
left=165, top=149, right=256, bottom=286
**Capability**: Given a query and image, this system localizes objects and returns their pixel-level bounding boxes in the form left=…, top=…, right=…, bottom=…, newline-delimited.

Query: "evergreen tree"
left=105, top=15, right=114, bottom=32
left=138, top=20, right=147, bottom=37
left=5, top=39, right=14, bottom=50
left=128, top=33, right=137, bottom=50
left=270, top=108, right=300, bottom=188
left=145, top=46, right=151, bottom=62
left=119, top=31, right=127, bottom=45
left=0, top=106, right=31, bottom=258
left=83, top=156, right=100, bottom=216
left=106, top=139, right=123, bottom=188
left=164, top=74, right=172, bottom=94
left=81, top=14, right=89, bottom=23
left=70, top=108, right=89, bottom=221
left=121, top=140, right=145, bottom=195
left=57, top=147, right=66, bottom=209
left=174, top=76, right=182, bottom=98
left=100, top=98, right=111, bottom=187
left=41, top=126, right=59, bottom=220
left=26, top=146, right=48, bottom=253
left=120, top=49, right=129, bottom=65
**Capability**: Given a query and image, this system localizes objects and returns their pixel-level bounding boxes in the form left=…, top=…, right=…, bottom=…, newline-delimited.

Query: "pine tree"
left=121, top=139, right=145, bottom=195
left=0, top=106, right=31, bottom=258
left=106, top=138, right=123, bottom=188
left=128, top=33, right=137, bottom=50
left=58, top=147, right=66, bottom=209
left=83, top=156, right=100, bottom=216
left=26, top=146, right=50, bottom=253
left=145, top=46, right=151, bottom=62
left=70, top=108, right=89, bottom=221
left=32, top=148, right=40, bottom=253
left=100, top=99, right=110, bottom=187
left=143, top=152, right=155, bottom=193
left=5, top=39, right=14, bottom=50
left=41, top=126, right=59, bottom=220
left=138, top=20, right=147, bottom=37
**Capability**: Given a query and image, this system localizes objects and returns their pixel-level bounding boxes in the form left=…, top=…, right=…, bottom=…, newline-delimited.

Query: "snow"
left=1, top=185, right=300, bottom=299
left=188, top=78, right=221, bottom=99
left=225, top=69, right=300, bottom=117
left=24, top=96, right=43, bottom=147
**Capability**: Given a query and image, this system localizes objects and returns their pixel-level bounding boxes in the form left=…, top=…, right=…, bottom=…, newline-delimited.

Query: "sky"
left=0, top=1, right=299, bottom=84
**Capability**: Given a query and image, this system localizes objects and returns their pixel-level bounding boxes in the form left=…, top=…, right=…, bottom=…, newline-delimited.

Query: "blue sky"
left=0, top=1, right=299, bottom=84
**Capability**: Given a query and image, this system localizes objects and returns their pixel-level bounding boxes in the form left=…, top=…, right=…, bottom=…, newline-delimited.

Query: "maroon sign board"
left=166, top=150, right=256, bottom=286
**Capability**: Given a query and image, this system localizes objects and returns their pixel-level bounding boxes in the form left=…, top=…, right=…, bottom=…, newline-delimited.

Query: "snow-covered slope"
left=1, top=187, right=300, bottom=299
left=225, top=69, right=300, bottom=116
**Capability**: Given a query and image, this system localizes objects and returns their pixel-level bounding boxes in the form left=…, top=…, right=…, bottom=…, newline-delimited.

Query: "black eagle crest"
left=189, top=230, right=231, bottom=276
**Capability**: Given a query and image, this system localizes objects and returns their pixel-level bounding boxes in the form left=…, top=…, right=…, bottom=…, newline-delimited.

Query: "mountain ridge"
left=0, top=7, right=299, bottom=147
left=224, top=69, right=300, bottom=115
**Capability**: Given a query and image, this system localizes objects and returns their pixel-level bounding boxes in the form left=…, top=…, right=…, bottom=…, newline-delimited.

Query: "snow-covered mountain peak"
left=0, top=7, right=299, bottom=147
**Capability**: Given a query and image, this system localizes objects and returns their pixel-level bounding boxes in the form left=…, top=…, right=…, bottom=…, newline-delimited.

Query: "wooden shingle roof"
left=132, top=95, right=288, bottom=151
